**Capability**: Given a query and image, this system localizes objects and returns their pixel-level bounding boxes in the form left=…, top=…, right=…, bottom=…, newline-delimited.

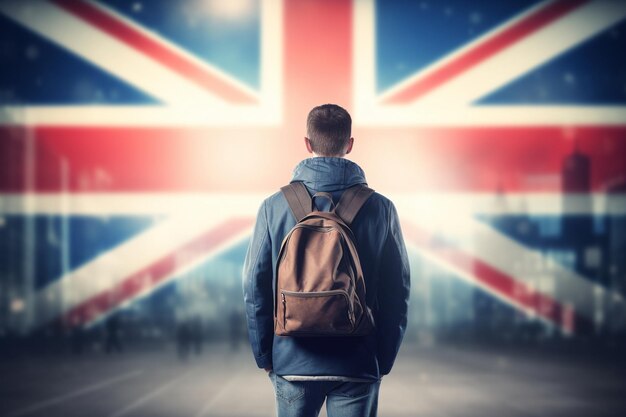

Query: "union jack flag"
left=1, top=0, right=625, bottom=336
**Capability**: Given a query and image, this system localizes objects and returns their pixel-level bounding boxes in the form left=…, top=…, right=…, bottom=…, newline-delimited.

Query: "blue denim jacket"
left=242, top=157, right=410, bottom=380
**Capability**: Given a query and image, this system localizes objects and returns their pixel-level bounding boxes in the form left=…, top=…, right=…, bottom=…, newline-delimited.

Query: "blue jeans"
left=268, top=371, right=381, bottom=417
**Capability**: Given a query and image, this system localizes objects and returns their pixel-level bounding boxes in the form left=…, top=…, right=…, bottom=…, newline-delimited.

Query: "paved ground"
left=1, top=343, right=625, bottom=417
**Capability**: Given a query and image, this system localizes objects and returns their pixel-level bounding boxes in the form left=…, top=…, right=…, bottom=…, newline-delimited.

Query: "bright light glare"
left=10, top=298, right=25, bottom=313
left=204, top=0, right=256, bottom=20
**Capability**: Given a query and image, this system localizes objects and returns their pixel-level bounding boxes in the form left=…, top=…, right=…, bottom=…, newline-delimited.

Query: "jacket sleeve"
left=242, top=200, right=274, bottom=369
left=376, top=200, right=411, bottom=375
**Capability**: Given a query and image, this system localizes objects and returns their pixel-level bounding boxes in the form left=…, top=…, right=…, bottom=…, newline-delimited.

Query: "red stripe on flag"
left=284, top=0, right=353, bottom=113
left=382, top=0, right=588, bottom=104
left=2, top=126, right=623, bottom=193
left=52, top=0, right=257, bottom=104
left=62, top=217, right=254, bottom=327
left=402, top=221, right=583, bottom=333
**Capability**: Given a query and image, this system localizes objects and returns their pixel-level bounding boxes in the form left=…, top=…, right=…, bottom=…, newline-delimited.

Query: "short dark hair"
left=306, top=104, right=351, bottom=156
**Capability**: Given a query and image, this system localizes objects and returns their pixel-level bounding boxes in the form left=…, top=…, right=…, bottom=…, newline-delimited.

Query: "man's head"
left=304, top=104, right=354, bottom=157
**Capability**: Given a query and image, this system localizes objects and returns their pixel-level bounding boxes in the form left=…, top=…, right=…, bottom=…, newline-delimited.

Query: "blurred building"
left=605, top=177, right=626, bottom=337
left=467, top=146, right=618, bottom=340
left=561, top=145, right=599, bottom=280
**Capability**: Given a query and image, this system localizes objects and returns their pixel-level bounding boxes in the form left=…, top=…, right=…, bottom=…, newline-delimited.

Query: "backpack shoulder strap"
left=335, top=184, right=375, bottom=225
left=280, top=182, right=312, bottom=222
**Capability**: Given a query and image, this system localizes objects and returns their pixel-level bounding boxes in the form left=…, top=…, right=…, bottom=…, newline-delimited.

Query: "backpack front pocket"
left=281, top=289, right=354, bottom=335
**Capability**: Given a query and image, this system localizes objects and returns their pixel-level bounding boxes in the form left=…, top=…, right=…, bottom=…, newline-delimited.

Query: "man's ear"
left=345, top=137, right=354, bottom=154
left=304, top=137, right=314, bottom=154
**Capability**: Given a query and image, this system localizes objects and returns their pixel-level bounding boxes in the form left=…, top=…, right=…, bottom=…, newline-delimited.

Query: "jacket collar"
left=290, top=156, right=368, bottom=192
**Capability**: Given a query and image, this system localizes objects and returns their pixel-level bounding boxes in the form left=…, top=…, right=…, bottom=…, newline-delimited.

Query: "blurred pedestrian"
left=229, top=308, right=244, bottom=351
left=191, top=316, right=204, bottom=355
left=104, top=315, right=123, bottom=354
left=176, top=319, right=191, bottom=361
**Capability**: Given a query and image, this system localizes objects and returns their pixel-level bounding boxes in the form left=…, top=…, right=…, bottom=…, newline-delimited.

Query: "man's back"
left=243, top=156, right=410, bottom=380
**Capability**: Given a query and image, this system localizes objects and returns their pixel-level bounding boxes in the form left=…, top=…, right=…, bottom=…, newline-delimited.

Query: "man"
left=243, top=104, right=410, bottom=417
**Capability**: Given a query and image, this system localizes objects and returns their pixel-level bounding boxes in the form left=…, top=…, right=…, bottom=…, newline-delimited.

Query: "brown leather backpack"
left=274, top=182, right=376, bottom=337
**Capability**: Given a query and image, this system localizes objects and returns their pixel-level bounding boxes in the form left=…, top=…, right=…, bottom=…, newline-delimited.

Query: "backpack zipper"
left=281, top=292, right=286, bottom=306
left=281, top=289, right=349, bottom=297
left=281, top=289, right=355, bottom=326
